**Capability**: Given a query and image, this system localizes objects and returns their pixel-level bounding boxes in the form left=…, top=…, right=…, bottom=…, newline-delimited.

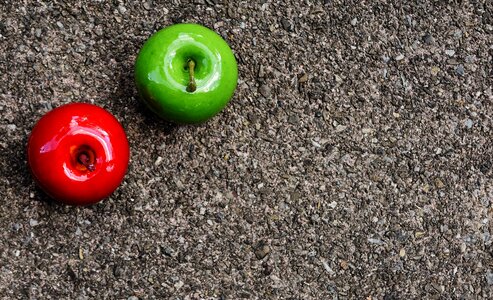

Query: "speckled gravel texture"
left=1, top=0, right=492, bottom=299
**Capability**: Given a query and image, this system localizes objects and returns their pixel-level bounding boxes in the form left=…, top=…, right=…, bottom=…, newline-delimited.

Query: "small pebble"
left=258, top=84, right=271, bottom=98
left=281, top=18, right=292, bottom=31
left=465, top=55, right=476, bottom=63
left=464, top=118, right=473, bottom=129
left=321, top=258, right=335, bottom=275
left=214, top=21, right=224, bottom=29
left=445, top=49, right=455, bottom=57
left=350, top=18, right=358, bottom=26
left=486, top=271, right=493, bottom=286
left=422, top=33, right=434, bottom=45
left=456, top=64, right=465, bottom=76
left=434, top=178, right=445, bottom=189
left=118, top=5, right=127, bottom=14
left=335, top=125, right=347, bottom=133
left=340, top=260, right=348, bottom=270
left=258, top=65, right=265, bottom=77
left=399, top=248, right=406, bottom=257
left=254, top=242, right=270, bottom=260
left=174, top=281, right=184, bottom=289
left=453, top=29, right=463, bottom=39
left=368, top=237, right=384, bottom=245
left=162, top=246, right=175, bottom=257
left=298, top=73, right=308, bottom=83
left=395, top=54, right=405, bottom=61
left=154, top=156, right=163, bottom=166
left=311, top=140, right=321, bottom=148
left=290, top=191, right=300, bottom=201
left=29, top=219, right=39, bottom=227
left=288, top=115, right=299, bottom=125
left=431, top=66, right=440, bottom=76
left=262, top=262, right=273, bottom=275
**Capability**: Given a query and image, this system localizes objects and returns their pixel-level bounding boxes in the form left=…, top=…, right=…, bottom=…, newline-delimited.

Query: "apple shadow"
left=114, top=63, right=179, bottom=136
left=3, top=135, right=64, bottom=209
left=135, top=98, right=178, bottom=136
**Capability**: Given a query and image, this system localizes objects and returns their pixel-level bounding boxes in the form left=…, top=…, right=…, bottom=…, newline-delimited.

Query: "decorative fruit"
left=135, top=23, right=238, bottom=124
left=27, top=103, right=130, bottom=206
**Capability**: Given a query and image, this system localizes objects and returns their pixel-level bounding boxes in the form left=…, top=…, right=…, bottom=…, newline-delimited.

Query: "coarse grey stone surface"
left=0, top=0, right=492, bottom=299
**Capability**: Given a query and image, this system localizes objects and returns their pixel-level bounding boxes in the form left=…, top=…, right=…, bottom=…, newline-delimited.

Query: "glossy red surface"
left=27, top=103, right=130, bottom=205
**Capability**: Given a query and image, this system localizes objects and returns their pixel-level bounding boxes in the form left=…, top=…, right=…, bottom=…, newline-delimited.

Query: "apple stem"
left=186, top=59, right=197, bottom=93
left=78, top=152, right=95, bottom=172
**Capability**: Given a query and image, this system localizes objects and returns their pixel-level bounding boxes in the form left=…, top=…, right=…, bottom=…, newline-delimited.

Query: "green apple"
left=135, top=23, right=238, bottom=124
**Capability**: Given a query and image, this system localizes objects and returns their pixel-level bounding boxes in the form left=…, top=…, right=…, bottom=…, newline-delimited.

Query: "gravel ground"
left=1, top=0, right=492, bottom=299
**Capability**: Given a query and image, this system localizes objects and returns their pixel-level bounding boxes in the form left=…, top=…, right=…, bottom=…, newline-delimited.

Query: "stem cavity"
left=77, top=152, right=95, bottom=172
left=186, top=59, right=197, bottom=93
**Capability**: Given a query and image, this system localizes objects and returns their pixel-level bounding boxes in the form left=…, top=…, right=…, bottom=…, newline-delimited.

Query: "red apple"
left=27, top=103, right=130, bottom=206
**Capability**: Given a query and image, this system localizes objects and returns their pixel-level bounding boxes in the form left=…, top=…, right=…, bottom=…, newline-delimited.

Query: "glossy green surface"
left=135, top=23, right=238, bottom=124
